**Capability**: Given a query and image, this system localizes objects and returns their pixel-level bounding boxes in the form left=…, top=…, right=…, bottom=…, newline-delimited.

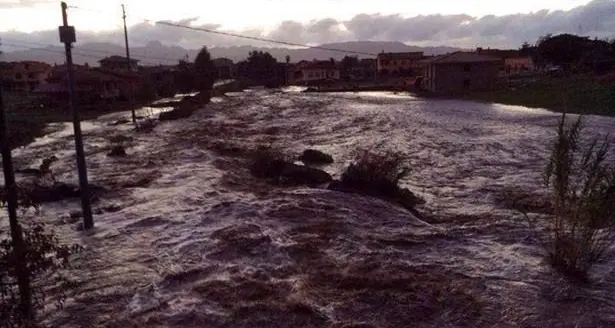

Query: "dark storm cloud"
left=2, top=0, right=614, bottom=51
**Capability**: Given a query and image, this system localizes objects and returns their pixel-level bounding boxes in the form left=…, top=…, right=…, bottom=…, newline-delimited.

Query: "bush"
left=330, top=150, right=423, bottom=215
left=537, top=113, right=615, bottom=281
left=1, top=220, right=81, bottom=327
left=340, top=150, right=410, bottom=198
left=249, top=146, right=290, bottom=179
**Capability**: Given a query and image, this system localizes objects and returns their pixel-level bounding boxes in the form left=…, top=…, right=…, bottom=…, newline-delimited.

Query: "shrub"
left=1, top=193, right=81, bottom=327
left=1, top=221, right=81, bottom=327
left=249, top=146, right=290, bottom=179
left=332, top=150, right=423, bottom=215
left=538, top=113, right=615, bottom=281
left=340, top=150, right=410, bottom=198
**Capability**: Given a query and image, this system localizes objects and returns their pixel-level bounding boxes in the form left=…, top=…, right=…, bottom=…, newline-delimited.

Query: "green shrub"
left=540, top=113, right=615, bottom=281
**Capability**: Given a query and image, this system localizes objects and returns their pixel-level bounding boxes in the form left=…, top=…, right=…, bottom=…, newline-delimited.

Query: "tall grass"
left=540, top=113, right=615, bottom=281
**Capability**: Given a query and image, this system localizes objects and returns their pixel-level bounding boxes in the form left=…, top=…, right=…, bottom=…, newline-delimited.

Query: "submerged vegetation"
left=330, top=150, right=424, bottom=215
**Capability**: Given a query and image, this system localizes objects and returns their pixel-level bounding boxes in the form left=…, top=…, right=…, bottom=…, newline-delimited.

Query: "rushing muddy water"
left=2, top=89, right=615, bottom=327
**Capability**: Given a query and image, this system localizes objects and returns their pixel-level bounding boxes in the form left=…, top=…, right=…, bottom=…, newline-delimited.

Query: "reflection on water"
left=491, top=103, right=553, bottom=115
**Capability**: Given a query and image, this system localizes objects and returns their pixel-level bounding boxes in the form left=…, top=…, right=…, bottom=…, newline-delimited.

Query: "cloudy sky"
left=1, top=0, right=613, bottom=50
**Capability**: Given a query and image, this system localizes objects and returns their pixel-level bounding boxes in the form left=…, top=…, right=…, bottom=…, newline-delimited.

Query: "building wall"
left=300, top=68, right=340, bottom=81
left=376, top=53, right=424, bottom=74
left=504, top=57, right=534, bottom=74
left=425, top=61, right=499, bottom=94
left=1, top=61, right=51, bottom=93
left=377, top=58, right=413, bottom=72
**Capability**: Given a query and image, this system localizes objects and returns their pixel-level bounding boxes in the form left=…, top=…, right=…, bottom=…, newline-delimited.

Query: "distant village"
left=1, top=33, right=614, bottom=110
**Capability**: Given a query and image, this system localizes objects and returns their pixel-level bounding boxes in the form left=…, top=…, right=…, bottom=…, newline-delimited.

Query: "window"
left=463, top=79, right=470, bottom=89
left=463, top=64, right=471, bottom=72
left=15, top=73, right=22, bottom=80
left=27, top=73, right=34, bottom=79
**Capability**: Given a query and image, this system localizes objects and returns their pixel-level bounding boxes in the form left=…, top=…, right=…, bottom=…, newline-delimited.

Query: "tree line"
left=521, top=33, right=615, bottom=73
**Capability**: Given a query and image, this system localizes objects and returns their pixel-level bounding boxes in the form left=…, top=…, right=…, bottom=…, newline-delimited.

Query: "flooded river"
left=3, top=89, right=615, bottom=327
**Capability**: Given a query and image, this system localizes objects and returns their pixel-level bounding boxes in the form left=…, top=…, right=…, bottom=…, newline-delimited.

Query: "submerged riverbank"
left=462, top=75, right=615, bottom=116
left=4, top=80, right=243, bottom=150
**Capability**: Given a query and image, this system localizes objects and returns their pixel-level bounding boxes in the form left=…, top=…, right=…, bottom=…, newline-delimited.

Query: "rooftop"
left=301, top=60, right=338, bottom=70
left=213, top=58, right=234, bottom=67
left=475, top=48, right=520, bottom=59
left=99, top=55, right=140, bottom=63
left=377, top=52, right=425, bottom=60
left=428, top=52, right=502, bottom=64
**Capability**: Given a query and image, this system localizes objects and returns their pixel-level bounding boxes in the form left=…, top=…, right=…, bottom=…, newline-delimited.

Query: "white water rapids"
left=2, top=88, right=615, bottom=327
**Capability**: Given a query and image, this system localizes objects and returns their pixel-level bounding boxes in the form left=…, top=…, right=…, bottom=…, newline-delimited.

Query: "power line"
left=68, top=5, right=379, bottom=57
left=154, top=21, right=378, bottom=56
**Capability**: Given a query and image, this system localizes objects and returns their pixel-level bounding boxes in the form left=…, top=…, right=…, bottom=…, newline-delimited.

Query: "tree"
left=519, top=41, right=535, bottom=57
left=340, top=56, right=360, bottom=81
left=285, top=55, right=291, bottom=85
left=535, top=34, right=592, bottom=70
left=175, top=59, right=195, bottom=93
left=193, top=46, right=215, bottom=92
left=135, top=75, right=157, bottom=102
left=237, top=51, right=279, bottom=85
left=534, top=33, right=615, bottom=73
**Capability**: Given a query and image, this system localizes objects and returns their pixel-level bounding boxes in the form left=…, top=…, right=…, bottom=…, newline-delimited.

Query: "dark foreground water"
left=2, top=89, right=615, bottom=327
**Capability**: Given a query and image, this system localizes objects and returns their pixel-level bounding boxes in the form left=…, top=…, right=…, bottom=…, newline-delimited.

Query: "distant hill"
left=0, top=41, right=462, bottom=66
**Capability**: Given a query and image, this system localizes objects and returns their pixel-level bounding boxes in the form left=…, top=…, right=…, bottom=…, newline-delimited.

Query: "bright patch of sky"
left=0, top=0, right=593, bottom=32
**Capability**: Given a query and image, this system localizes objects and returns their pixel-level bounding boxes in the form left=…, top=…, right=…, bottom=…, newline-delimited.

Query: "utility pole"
left=60, top=2, right=93, bottom=230
left=122, top=4, right=137, bottom=124
left=0, top=76, right=33, bottom=321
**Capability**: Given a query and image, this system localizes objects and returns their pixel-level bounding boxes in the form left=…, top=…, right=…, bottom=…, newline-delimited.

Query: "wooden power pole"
left=0, top=76, right=33, bottom=321
left=60, top=2, right=94, bottom=230
left=122, top=4, right=137, bottom=125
